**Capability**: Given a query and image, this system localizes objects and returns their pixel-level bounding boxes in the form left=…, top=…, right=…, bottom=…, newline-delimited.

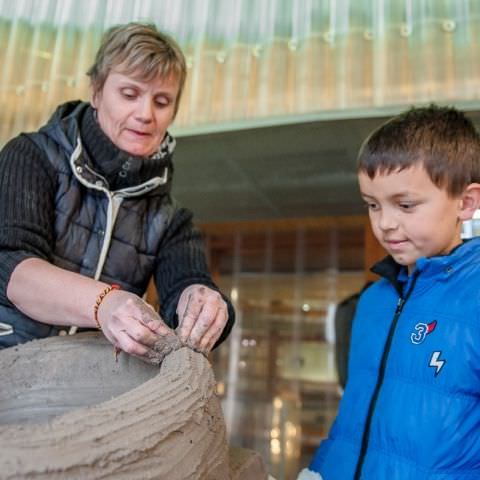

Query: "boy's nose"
left=378, top=211, right=398, bottom=231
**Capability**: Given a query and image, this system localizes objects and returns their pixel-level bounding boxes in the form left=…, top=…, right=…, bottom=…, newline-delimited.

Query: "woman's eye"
left=155, top=97, right=170, bottom=107
left=400, top=203, right=415, bottom=210
left=121, top=90, right=136, bottom=99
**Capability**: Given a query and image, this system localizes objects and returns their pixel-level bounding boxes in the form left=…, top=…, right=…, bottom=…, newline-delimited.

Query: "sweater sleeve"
left=0, top=135, right=56, bottom=305
left=154, top=206, right=235, bottom=347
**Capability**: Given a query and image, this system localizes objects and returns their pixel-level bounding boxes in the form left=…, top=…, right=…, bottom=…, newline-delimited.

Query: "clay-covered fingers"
left=97, top=289, right=175, bottom=360
left=130, top=297, right=173, bottom=337
left=198, top=306, right=228, bottom=353
left=114, top=328, right=151, bottom=358
left=176, top=286, right=199, bottom=342
left=110, top=321, right=175, bottom=361
left=120, top=316, right=164, bottom=348
left=176, top=284, right=228, bottom=352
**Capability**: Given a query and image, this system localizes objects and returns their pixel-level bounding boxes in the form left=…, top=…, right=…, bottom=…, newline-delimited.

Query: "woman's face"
left=92, top=70, right=180, bottom=157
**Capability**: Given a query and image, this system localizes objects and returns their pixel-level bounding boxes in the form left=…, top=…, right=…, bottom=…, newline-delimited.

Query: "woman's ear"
left=90, top=84, right=100, bottom=109
left=458, top=183, right=480, bottom=221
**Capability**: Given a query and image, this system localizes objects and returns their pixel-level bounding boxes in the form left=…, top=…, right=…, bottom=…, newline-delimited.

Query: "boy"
left=299, top=105, right=480, bottom=479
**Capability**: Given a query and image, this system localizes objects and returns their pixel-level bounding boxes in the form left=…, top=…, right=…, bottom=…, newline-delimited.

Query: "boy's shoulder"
left=448, top=238, right=480, bottom=280
left=359, top=277, right=390, bottom=297
left=356, top=277, right=397, bottom=313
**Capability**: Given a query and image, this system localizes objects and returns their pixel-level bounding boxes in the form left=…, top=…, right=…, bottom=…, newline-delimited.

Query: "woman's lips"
left=126, top=128, right=152, bottom=137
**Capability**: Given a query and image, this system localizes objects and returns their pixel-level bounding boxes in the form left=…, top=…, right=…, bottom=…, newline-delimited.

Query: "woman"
left=0, top=22, right=234, bottom=361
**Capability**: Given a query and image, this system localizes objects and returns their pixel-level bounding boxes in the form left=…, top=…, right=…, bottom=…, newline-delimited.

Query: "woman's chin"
left=120, top=142, right=156, bottom=158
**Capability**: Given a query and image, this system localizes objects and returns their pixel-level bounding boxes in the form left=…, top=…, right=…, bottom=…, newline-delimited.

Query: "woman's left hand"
left=176, top=284, right=228, bottom=353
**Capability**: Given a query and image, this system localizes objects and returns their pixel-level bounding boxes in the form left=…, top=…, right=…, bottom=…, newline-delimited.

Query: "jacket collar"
left=371, top=237, right=480, bottom=294
left=41, top=101, right=174, bottom=193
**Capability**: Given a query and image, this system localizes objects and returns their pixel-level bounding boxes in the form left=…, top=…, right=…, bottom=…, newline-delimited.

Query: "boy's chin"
left=389, top=253, right=416, bottom=271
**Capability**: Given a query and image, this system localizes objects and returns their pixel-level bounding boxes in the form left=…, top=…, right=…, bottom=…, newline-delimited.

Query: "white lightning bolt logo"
left=429, top=351, right=445, bottom=376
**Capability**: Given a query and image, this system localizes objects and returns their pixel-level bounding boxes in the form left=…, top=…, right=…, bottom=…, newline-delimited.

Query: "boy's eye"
left=364, top=201, right=379, bottom=211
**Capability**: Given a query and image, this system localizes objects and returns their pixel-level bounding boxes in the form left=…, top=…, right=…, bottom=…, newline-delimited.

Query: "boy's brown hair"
left=357, top=105, right=480, bottom=196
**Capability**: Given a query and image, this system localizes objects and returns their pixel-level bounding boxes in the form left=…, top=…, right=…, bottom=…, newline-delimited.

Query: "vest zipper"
left=68, top=191, right=123, bottom=335
left=94, top=192, right=123, bottom=280
left=66, top=136, right=169, bottom=335
left=353, top=271, right=420, bottom=479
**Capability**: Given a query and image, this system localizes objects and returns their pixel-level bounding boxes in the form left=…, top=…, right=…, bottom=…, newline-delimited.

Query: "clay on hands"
left=98, top=290, right=179, bottom=362
left=176, top=284, right=228, bottom=353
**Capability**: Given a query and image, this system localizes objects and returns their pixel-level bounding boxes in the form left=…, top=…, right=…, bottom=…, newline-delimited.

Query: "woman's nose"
left=136, top=98, right=154, bottom=123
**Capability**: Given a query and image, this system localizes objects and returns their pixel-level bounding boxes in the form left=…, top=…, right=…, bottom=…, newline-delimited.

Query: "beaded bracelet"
left=94, top=284, right=120, bottom=329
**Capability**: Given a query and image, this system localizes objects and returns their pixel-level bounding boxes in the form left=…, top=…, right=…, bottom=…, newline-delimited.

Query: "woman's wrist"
left=93, top=284, right=120, bottom=329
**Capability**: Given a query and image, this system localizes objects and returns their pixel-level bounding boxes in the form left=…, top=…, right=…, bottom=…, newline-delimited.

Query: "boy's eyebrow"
left=361, top=191, right=418, bottom=201
left=390, top=191, right=417, bottom=199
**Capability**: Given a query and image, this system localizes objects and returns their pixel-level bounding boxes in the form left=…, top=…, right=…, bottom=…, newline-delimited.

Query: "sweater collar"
left=80, top=105, right=175, bottom=191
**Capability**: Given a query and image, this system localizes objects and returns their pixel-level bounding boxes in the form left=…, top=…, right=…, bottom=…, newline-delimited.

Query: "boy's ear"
left=459, top=183, right=480, bottom=221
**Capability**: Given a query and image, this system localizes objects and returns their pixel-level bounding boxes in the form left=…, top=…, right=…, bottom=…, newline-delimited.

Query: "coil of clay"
left=0, top=333, right=267, bottom=480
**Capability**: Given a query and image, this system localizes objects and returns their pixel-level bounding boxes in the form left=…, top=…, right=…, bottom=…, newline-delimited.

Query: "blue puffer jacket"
left=308, top=238, right=480, bottom=480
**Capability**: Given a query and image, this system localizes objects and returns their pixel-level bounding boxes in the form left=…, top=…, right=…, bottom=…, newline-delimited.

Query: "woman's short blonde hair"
left=87, top=22, right=187, bottom=116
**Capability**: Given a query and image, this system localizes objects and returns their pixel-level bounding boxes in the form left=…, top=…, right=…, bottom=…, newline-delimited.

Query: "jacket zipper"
left=353, top=272, right=420, bottom=479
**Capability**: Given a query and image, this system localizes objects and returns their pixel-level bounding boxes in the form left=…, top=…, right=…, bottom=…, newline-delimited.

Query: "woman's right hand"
left=96, top=289, right=179, bottom=363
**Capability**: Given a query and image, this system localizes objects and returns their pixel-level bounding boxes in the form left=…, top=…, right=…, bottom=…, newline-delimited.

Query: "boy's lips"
left=384, top=239, right=408, bottom=250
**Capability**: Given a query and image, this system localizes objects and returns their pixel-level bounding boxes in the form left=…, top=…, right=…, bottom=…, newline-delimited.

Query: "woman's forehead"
left=97, top=69, right=177, bottom=94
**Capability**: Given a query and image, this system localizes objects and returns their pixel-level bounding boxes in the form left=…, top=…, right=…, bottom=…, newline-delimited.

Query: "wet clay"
left=146, top=333, right=185, bottom=365
left=0, top=333, right=268, bottom=479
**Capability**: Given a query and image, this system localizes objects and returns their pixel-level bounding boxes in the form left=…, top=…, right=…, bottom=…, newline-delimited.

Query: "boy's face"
left=358, top=164, right=463, bottom=274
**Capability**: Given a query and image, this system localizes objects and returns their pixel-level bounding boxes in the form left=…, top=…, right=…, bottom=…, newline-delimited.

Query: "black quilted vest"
left=1, top=101, right=177, bottom=344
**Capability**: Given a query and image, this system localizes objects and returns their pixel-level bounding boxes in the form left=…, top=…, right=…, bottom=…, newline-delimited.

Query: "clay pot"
left=0, top=333, right=267, bottom=479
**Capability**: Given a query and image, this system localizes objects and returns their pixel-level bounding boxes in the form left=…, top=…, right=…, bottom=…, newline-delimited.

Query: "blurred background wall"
left=2, top=0, right=480, bottom=140
left=1, top=1, right=480, bottom=479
